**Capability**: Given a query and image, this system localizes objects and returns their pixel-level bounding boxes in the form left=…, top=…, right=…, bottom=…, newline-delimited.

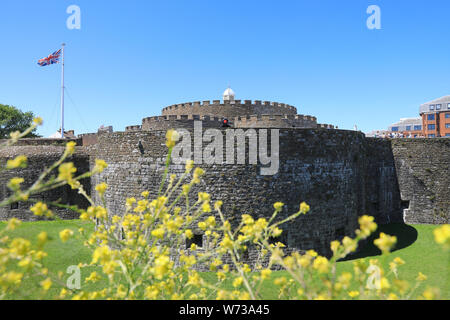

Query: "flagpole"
left=60, top=43, right=65, bottom=139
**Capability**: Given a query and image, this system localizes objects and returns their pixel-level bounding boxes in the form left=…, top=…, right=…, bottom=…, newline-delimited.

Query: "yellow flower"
left=357, top=215, right=378, bottom=238
left=214, top=200, right=223, bottom=210
left=312, top=256, right=330, bottom=273
left=342, top=236, right=357, bottom=253
left=198, top=192, right=210, bottom=202
left=59, top=229, right=74, bottom=243
left=18, top=257, right=32, bottom=268
left=298, top=255, right=311, bottom=268
left=185, top=229, right=193, bottom=239
left=65, top=141, right=77, bottom=155
left=198, top=221, right=207, bottom=231
left=95, top=183, right=108, bottom=196
left=374, top=233, right=397, bottom=254
left=193, top=167, right=205, bottom=183
left=348, top=291, right=359, bottom=298
left=126, top=197, right=136, bottom=208
left=202, top=202, right=211, bottom=213
left=85, top=272, right=101, bottom=283
left=261, top=269, right=272, bottom=280
left=93, top=159, right=108, bottom=173
left=9, top=238, right=31, bottom=256
left=153, top=255, right=172, bottom=279
left=421, top=287, right=440, bottom=300
left=58, top=162, right=77, bottom=182
left=185, top=160, right=194, bottom=172
left=151, top=228, right=165, bottom=239
left=7, top=177, right=24, bottom=191
left=330, top=240, right=340, bottom=253
left=299, top=202, right=310, bottom=214
left=416, top=272, right=427, bottom=281
left=433, top=224, right=450, bottom=249
left=337, top=272, right=352, bottom=288
left=2, top=272, right=23, bottom=286
left=37, top=232, right=48, bottom=246
left=166, top=129, right=180, bottom=148
left=145, top=286, right=160, bottom=300
left=380, top=277, right=390, bottom=290
left=30, top=202, right=52, bottom=217
left=187, top=272, right=201, bottom=287
left=306, top=250, right=318, bottom=257
left=92, top=246, right=113, bottom=264
left=40, top=278, right=52, bottom=291
left=7, top=218, right=21, bottom=231
left=273, top=202, right=284, bottom=211
left=394, top=280, right=410, bottom=294
left=232, top=277, right=243, bottom=288
left=393, top=257, right=405, bottom=265
left=141, top=191, right=150, bottom=198
left=6, top=155, right=27, bottom=169
left=33, top=117, right=43, bottom=125
left=388, top=293, right=399, bottom=300
left=93, top=206, right=107, bottom=219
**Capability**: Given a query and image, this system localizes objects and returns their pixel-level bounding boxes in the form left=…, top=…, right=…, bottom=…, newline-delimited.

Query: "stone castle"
left=1, top=88, right=449, bottom=258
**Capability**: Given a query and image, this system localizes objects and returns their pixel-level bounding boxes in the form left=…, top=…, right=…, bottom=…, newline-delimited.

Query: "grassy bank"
left=0, top=220, right=448, bottom=299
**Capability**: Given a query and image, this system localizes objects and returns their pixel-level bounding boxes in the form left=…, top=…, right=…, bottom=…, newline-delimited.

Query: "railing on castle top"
left=161, top=100, right=297, bottom=112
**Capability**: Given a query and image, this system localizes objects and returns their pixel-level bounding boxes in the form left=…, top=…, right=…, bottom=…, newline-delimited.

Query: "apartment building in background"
left=388, top=117, right=424, bottom=137
left=419, top=96, right=450, bottom=137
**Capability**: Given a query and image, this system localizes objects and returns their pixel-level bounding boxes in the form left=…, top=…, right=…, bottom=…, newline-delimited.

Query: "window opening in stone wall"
left=401, top=200, right=410, bottom=211
left=187, top=234, right=203, bottom=249
left=10, top=202, right=19, bottom=210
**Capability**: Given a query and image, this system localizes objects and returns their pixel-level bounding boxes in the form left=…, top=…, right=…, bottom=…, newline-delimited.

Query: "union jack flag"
left=37, top=49, right=62, bottom=67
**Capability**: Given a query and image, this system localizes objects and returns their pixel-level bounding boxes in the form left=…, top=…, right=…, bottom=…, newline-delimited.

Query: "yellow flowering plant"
left=0, top=123, right=447, bottom=300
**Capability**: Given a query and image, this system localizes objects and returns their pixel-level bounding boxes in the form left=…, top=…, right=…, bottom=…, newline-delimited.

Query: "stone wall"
left=234, top=114, right=318, bottom=129
left=0, top=146, right=90, bottom=221
left=391, top=138, right=449, bottom=224
left=89, top=129, right=368, bottom=257
left=142, top=115, right=225, bottom=131
left=161, top=100, right=297, bottom=119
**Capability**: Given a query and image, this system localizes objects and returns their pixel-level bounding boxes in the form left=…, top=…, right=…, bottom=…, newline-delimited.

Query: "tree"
left=0, top=104, right=39, bottom=139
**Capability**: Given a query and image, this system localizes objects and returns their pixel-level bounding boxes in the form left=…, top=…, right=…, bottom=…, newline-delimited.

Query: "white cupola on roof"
left=223, top=87, right=235, bottom=102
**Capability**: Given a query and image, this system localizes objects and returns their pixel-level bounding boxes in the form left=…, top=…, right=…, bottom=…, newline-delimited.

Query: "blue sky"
left=0, top=0, right=449, bottom=136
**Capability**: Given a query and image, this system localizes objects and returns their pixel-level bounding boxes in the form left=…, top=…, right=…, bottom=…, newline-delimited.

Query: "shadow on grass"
left=342, top=223, right=418, bottom=261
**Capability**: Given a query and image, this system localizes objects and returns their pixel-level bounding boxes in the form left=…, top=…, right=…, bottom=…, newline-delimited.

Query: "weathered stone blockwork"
left=391, top=139, right=449, bottom=224
left=0, top=144, right=91, bottom=221
left=89, top=129, right=369, bottom=257
left=162, top=100, right=297, bottom=119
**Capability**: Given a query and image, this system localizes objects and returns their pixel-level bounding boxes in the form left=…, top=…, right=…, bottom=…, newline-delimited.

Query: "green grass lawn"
left=0, top=220, right=448, bottom=299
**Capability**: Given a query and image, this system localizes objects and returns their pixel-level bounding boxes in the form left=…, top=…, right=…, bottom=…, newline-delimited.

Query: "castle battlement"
left=125, top=125, right=142, bottom=132
left=318, top=124, right=335, bottom=129
left=232, top=114, right=319, bottom=129
left=161, top=100, right=297, bottom=117
left=142, top=114, right=223, bottom=123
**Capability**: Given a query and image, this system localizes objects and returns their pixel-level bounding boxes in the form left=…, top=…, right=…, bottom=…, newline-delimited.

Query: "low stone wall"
left=0, top=146, right=90, bottom=221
